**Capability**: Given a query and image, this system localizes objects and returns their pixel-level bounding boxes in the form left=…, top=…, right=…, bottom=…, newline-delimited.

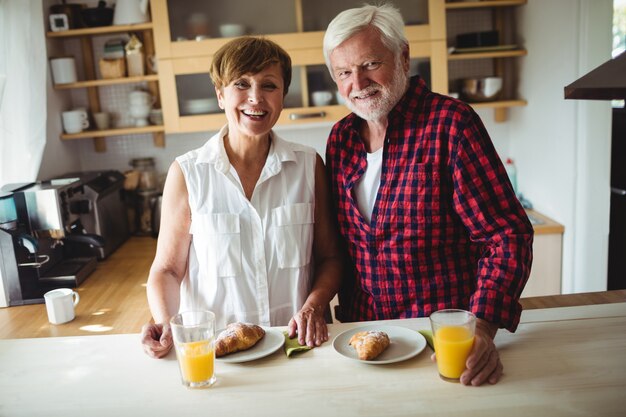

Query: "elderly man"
left=323, top=4, right=533, bottom=386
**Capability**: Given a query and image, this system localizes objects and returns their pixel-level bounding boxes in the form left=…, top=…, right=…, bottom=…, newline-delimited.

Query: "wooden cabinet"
left=149, top=0, right=526, bottom=133
left=522, top=210, right=564, bottom=298
left=444, top=0, right=527, bottom=121
left=150, top=0, right=448, bottom=132
left=46, top=23, right=164, bottom=152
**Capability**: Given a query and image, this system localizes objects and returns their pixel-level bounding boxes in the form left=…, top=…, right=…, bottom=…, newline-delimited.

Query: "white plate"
left=216, top=327, right=284, bottom=363
left=333, top=324, right=427, bottom=365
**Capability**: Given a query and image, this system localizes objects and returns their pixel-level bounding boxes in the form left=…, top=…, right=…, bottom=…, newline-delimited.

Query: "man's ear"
left=402, top=43, right=410, bottom=73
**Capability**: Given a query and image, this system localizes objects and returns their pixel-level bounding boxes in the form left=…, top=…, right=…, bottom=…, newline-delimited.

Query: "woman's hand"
left=141, top=322, right=173, bottom=359
left=288, top=304, right=329, bottom=347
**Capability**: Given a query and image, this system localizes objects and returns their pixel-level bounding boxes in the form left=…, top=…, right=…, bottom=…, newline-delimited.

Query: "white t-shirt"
left=176, top=126, right=317, bottom=330
left=353, top=146, right=383, bottom=224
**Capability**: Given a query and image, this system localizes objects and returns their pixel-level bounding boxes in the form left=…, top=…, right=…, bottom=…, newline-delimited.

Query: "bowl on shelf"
left=219, top=24, right=246, bottom=38
left=182, top=98, right=220, bottom=115
left=81, top=1, right=114, bottom=27
left=460, top=76, right=503, bottom=102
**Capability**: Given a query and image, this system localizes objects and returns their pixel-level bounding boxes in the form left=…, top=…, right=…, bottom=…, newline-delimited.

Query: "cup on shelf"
left=50, top=57, right=77, bottom=85
left=93, top=112, right=111, bottom=130
left=61, top=109, right=90, bottom=134
left=149, top=108, right=163, bottom=125
left=311, top=90, right=333, bottom=106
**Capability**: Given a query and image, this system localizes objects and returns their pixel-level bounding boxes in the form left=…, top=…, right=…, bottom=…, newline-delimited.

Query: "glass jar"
left=130, top=157, right=157, bottom=191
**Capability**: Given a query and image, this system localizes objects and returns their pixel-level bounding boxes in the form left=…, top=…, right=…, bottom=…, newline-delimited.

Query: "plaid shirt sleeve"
left=451, top=109, right=534, bottom=331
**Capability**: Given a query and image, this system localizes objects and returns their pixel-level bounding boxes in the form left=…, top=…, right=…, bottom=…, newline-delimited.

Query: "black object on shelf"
left=81, top=1, right=114, bottom=28
left=456, top=30, right=499, bottom=49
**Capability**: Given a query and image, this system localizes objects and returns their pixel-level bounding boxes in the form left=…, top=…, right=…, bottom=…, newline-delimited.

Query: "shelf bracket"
left=93, top=138, right=107, bottom=152
left=494, top=108, right=508, bottom=122
left=153, top=132, right=165, bottom=147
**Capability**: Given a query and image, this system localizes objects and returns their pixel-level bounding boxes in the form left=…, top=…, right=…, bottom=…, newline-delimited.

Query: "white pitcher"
left=113, top=0, right=150, bottom=25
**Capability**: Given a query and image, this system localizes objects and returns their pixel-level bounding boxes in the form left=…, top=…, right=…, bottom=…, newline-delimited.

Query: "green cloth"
left=418, top=329, right=434, bottom=351
left=283, top=331, right=312, bottom=357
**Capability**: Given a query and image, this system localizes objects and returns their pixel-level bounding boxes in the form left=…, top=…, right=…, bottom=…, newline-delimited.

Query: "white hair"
left=323, top=3, right=408, bottom=77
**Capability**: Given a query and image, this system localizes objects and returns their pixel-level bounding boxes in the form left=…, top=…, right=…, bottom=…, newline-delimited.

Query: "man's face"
left=329, top=26, right=409, bottom=121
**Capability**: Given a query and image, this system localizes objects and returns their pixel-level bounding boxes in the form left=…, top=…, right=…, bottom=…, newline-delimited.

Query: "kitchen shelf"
left=445, top=0, right=526, bottom=9
left=61, top=125, right=165, bottom=140
left=445, top=0, right=527, bottom=122
left=46, top=19, right=162, bottom=152
left=53, top=75, right=160, bottom=89
left=468, top=99, right=527, bottom=108
left=467, top=99, right=527, bottom=122
left=46, top=23, right=154, bottom=38
left=448, top=48, right=527, bottom=61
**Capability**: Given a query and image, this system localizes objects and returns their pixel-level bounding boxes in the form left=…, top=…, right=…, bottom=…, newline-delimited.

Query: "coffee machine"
left=56, top=170, right=130, bottom=259
left=0, top=180, right=103, bottom=306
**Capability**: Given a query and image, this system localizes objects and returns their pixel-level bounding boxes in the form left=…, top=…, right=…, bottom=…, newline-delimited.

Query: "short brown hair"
left=209, top=37, right=292, bottom=96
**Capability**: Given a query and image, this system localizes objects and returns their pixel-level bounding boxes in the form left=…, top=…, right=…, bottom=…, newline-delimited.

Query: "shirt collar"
left=194, top=125, right=297, bottom=174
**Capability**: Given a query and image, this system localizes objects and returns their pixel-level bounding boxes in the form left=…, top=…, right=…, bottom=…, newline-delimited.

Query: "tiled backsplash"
left=75, top=124, right=334, bottom=181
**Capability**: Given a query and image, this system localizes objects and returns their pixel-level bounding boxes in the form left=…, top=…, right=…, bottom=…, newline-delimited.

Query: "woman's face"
left=216, top=63, right=285, bottom=140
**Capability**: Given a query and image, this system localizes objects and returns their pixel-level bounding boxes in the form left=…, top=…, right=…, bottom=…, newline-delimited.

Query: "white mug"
left=44, top=288, right=80, bottom=324
left=50, top=57, right=77, bottom=85
left=62, top=109, right=89, bottom=134
left=311, top=90, right=333, bottom=106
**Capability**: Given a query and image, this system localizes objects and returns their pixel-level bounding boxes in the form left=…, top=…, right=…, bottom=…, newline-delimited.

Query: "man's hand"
left=288, top=304, right=329, bottom=347
left=461, top=318, right=502, bottom=385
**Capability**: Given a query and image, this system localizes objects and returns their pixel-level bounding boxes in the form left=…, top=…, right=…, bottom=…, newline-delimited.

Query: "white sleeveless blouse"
left=176, top=126, right=317, bottom=330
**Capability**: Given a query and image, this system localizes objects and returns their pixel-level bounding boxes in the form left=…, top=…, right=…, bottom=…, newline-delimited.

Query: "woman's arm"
left=288, top=154, right=344, bottom=346
left=141, top=161, right=192, bottom=358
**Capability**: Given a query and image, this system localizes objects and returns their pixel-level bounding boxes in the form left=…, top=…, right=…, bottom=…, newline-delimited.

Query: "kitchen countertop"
left=526, top=209, right=565, bottom=235
left=1, top=220, right=622, bottom=340
left=0, top=303, right=624, bottom=416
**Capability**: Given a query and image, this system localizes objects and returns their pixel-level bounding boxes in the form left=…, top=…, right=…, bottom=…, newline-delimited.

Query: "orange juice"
left=433, top=325, right=475, bottom=380
left=177, top=340, right=214, bottom=384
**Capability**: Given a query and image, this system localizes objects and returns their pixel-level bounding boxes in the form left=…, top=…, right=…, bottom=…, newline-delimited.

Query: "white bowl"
left=219, top=24, right=246, bottom=38
left=182, top=98, right=220, bottom=114
left=460, top=76, right=502, bottom=102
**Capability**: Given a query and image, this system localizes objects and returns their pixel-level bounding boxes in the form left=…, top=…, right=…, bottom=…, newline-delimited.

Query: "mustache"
left=349, top=84, right=381, bottom=99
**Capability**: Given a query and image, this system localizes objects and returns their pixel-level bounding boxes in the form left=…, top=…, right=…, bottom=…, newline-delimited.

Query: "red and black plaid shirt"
left=326, top=76, right=533, bottom=332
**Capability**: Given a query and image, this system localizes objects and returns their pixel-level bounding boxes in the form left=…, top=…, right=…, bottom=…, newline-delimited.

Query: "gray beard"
left=345, top=66, right=409, bottom=122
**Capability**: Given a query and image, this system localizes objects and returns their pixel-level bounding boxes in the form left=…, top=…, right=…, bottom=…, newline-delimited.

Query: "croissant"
left=215, top=322, right=265, bottom=357
left=349, top=331, right=390, bottom=360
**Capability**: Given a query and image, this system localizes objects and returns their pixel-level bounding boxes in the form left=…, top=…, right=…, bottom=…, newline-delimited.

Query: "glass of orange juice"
left=429, top=309, right=476, bottom=382
left=170, top=310, right=216, bottom=388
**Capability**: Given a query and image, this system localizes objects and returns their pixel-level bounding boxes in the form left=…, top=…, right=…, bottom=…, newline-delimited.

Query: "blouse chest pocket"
left=191, top=213, right=241, bottom=277
left=272, top=203, right=314, bottom=269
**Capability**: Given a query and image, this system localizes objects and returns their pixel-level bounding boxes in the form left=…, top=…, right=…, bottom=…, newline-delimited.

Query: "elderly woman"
left=141, top=37, right=342, bottom=358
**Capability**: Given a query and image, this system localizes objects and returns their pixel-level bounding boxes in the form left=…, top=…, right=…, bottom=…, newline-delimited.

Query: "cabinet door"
left=159, top=39, right=446, bottom=133
left=522, top=234, right=563, bottom=298
left=151, top=0, right=444, bottom=59
left=159, top=57, right=351, bottom=132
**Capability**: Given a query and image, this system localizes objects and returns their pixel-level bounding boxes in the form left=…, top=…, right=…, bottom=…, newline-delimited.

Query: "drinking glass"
left=170, top=310, right=216, bottom=388
left=429, top=309, right=476, bottom=382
